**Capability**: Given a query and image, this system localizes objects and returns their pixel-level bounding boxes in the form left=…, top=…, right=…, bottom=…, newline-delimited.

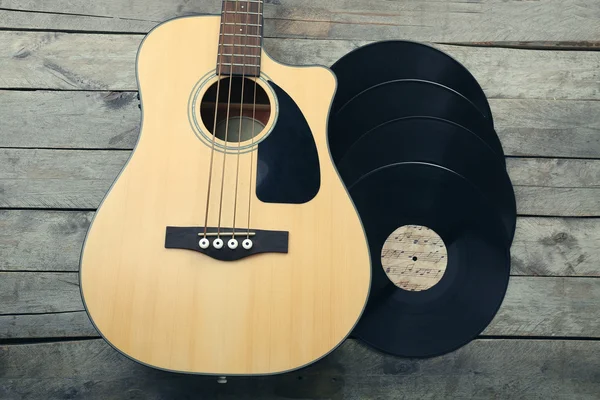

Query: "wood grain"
left=0, top=9, right=156, bottom=33
left=1, top=338, right=599, bottom=399
left=2, top=93, right=599, bottom=160
left=511, top=217, right=600, bottom=277
left=1, top=0, right=599, bottom=43
left=0, top=91, right=141, bottom=149
left=3, top=149, right=600, bottom=216
left=0, top=272, right=82, bottom=314
left=0, top=211, right=93, bottom=272
left=2, top=274, right=599, bottom=339
left=0, top=32, right=138, bottom=90
left=0, top=149, right=130, bottom=209
left=1, top=32, right=599, bottom=102
left=0, top=312, right=96, bottom=340
left=492, top=99, right=600, bottom=158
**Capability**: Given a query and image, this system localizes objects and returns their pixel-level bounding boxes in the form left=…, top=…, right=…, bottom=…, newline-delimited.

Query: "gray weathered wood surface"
left=1, top=0, right=599, bottom=43
left=2, top=339, right=600, bottom=400
left=1, top=1, right=599, bottom=399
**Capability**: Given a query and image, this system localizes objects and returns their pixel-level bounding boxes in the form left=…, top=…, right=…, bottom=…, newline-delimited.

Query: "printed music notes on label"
left=381, top=225, right=448, bottom=292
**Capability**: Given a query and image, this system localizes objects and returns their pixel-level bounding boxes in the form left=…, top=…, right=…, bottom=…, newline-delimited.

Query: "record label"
left=381, top=225, right=447, bottom=292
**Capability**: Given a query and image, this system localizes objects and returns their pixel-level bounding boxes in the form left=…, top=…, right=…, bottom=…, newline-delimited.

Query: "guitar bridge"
left=165, top=227, right=288, bottom=261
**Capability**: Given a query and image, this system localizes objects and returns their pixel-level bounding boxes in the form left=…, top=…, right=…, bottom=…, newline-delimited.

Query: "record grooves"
left=329, top=79, right=503, bottom=163
left=330, top=41, right=493, bottom=120
left=337, top=117, right=516, bottom=241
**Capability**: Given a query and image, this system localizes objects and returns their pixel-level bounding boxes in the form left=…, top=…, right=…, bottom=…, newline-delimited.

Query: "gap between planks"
left=2, top=335, right=600, bottom=346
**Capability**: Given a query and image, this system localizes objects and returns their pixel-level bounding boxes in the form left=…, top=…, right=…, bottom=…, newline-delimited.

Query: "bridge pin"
left=199, top=238, right=210, bottom=249
left=228, top=239, right=238, bottom=249
left=242, top=239, right=253, bottom=250
left=213, top=238, right=224, bottom=249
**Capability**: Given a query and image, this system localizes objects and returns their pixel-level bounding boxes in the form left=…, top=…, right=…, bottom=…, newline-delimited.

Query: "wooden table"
left=1, top=1, right=599, bottom=398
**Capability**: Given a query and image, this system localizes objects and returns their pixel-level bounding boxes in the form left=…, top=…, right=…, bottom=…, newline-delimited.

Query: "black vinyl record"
left=337, top=117, right=516, bottom=242
left=331, top=41, right=492, bottom=120
left=350, top=162, right=511, bottom=358
left=328, top=80, right=503, bottom=164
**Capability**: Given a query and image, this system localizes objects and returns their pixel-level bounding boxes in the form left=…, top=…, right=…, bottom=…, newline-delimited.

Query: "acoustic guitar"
left=80, top=0, right=370, bottom=376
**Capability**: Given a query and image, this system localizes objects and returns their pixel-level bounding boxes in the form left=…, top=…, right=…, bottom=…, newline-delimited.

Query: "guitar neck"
left=217, top=0, right=264, bottom=77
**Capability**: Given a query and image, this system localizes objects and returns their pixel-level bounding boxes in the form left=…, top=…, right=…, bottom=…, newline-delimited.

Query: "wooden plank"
left=506, top=159, right=600, bottom=216
left=484, top=277, right=600, bottom=338
left=454, top=41, right=600, bottom=51
left=2, top=92, right=599, bottom=160
left=0, top=211, right=92, bottom=272
left=0, top=32, right=139, bottom=90
left=1, top=32, right=599, bottom=102
left=506, top=158, right=600, bottom=216
left=0, top=91, right=140, bottom=149
left=515, top=186, right=600, bottom=217
left=2, top=149, right=600, bottom=215
left=0, top=272, right=82, bottom=314
left=2, top=211, right=599, bottom=276
left=508, top=158, right=600, bottom=189
left=0, top=149, right=130, bottom=209
left=511, top=218, right=600, bottom=277
left=1, top=0, right=599, bottom=43
left=1, top=274, right=599, bottom=339
left=493, top=99, right=600, bottom=158
left=0, top=312, right=96, bottom=339
left=0, top=338, right=599, bottom=399
left=0, top=9, right=156, bottom=33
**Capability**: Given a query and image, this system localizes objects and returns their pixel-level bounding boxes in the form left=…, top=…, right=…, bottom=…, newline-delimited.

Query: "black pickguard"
left=255, top=81, right=320, bottom=204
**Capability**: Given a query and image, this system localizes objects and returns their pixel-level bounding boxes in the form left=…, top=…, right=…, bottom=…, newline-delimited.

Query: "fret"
left=221, top=25, right=261, bottom=36
left=224, top=0, right=263, bottom=5
left=225, top=0, right=263, bottom=3
left=221, top=62, right=261, bottom=67
left=223, top=22, right=262, bottom=27
left=222, top=13, right=261, bottom=21
left=223, top=2, right=262, bottom=12
left=222, top=43, right=261, bottom=48
left=221, top=33, right=262, bottom=38
left=218, top=0, right=264, bottom=77
left=219, top=53, right=260, bottom=58
left=228, top=11, right=261, bottom=15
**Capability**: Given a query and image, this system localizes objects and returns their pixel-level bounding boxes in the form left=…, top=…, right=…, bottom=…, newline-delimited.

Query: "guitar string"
left=247, top=0, right=262, bottom=239
left=231, top=0, right=252, bottom=241
left=215, top=0, right=240, bottom=238
left=202, top=0, right=228, bottom=238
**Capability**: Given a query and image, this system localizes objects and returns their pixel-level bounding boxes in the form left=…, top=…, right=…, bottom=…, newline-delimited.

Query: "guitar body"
left=80, top=15, right=370, bottom=375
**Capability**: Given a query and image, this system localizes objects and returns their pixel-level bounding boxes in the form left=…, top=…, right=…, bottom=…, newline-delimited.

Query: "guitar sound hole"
left=200, top=76, right=272, bottom=143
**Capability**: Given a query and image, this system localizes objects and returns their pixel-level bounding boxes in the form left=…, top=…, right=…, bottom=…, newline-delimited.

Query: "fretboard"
left=217, top=0, right=264, bottom=77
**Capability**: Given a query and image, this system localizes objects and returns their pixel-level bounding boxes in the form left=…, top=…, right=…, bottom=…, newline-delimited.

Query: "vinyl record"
left=331, top=41, right=492, bottom=120
left=337, top=117, right=516, bottom=242
left=349, top=162, right=510, bottom=358
left=328, top=80, right=503, bottom=164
